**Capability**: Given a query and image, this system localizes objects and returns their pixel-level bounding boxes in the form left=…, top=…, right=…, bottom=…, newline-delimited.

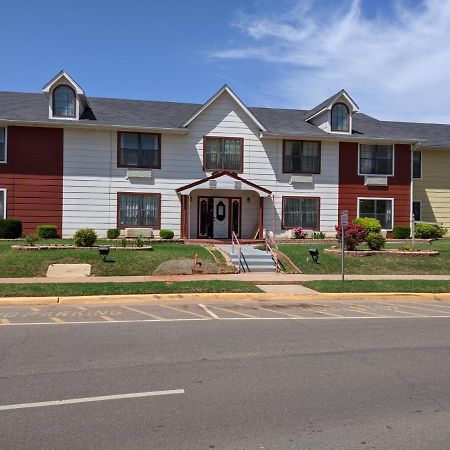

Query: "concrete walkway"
left=1, top=273, right=450, bottom=284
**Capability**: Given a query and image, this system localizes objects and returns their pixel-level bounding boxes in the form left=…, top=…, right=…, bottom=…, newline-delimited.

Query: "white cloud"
left=211, top=0, right=450, bottom=123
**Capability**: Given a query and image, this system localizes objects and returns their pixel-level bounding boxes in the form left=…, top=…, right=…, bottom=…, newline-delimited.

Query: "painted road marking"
left=209, top=305, right=261, bottom=319
left=100, top=315, right=115, bottom=322
left=120, top=305, right=167, bottom=321
left=341, top=305, right=389, bottom=318
left=0, top=318, right=11, bottom=325
left=158, top=304, right=209, bottom=319
left=377, top=305, right=427, bottom=317
left=0, top=389, right=185, bottom=412
left=240, top=304, right=305, bottom=319
left=50, top=317, right=65, bottom=324
left=198, top=304, right=220, bottom=319
left=387, top=303, right=449, bottom=315
left=76, top=306, right=87, bottom=311
left=302, top=305, right=344, bottom=318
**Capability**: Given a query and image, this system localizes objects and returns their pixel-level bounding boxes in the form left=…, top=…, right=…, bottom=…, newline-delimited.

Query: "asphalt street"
left=1, top=299, right=450, bottom=449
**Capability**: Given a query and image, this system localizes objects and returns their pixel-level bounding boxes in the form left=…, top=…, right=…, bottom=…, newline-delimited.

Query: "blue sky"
left=2, top=0, right=449, bottom=123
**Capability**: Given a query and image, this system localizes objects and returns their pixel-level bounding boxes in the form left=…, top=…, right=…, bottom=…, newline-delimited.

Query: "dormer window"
left=331, top=102, right=350, bottom=132
left=53, top=85, right=76, bottom=117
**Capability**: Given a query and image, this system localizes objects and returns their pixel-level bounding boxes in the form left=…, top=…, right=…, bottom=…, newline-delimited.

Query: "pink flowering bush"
left=335, top=224, right=367, bottom=251
left=293, top=227, right=308, bottom=239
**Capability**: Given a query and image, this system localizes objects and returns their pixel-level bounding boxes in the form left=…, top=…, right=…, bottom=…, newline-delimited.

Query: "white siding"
left=63, top=91, right=339, bottom=238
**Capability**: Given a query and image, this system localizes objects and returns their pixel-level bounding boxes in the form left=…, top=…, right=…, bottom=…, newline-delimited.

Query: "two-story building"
left=1, top=70, right=449, bottom=239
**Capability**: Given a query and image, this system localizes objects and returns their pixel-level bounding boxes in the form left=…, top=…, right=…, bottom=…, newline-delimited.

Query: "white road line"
left=388, top=303, right=450, bottom=315
left=198, top=304, right=220, bottom=319
left=0, top=389, right=185, bottom=412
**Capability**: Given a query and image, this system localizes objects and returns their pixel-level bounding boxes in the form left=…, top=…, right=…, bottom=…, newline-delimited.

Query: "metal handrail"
left=232, top=231, right=247, bottom=273
left=265, top=231, right=281, bottom=273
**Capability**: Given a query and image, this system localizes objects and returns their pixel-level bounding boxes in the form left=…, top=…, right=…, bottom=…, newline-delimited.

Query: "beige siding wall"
left=413, top=148, right=450, bottom=230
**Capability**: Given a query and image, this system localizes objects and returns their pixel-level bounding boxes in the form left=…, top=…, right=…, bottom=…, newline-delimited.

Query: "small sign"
left=341, top=210, right=349, bottom=226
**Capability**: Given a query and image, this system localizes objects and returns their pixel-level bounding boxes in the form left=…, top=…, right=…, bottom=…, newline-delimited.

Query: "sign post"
left=340, top=210, right=348, bottom=282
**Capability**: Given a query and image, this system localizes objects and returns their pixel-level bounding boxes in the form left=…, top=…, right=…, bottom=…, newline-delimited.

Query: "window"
left=413, top=201, right=421, bottom=221
left=204, top=137, right=243, bottom=171
left=0, top=127, right=5, bottom=163
left=359, top=145, right=394, bottom=176
left=52, top=85, right=76, bottom=117
left=118, top=132, right=161, bottom=168
left=0, top=189, right=6, bottom=219
left=358, top=198, right=393, bottom=229
left=413, top=150, right=422, bottom=178
left=331, top=103, right=350, bottom=132
left=283, top=140, right=320, bottom=173
left=282, top=197, right=320, bottom=229
left=118, top=193, right=160, bottom=228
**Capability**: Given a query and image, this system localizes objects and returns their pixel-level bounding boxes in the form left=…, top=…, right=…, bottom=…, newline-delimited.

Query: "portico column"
left=258, top=196, right=264, bottom=239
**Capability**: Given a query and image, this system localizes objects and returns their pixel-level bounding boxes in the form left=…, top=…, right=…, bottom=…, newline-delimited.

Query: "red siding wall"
left=338, top=142, right=411, bottom=228
left=0, top=126, right=63, bottom=235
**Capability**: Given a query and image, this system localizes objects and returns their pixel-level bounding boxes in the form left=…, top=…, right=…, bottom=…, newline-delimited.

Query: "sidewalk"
left=2, top=273, right=450, bottom=284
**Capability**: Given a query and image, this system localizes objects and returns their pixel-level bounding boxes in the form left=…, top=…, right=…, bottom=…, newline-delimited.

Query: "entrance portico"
left=177, top=171, right=272, bottom=240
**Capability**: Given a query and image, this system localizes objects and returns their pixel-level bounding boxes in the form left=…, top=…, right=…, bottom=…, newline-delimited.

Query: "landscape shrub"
left=36, top=224, right=58, bottom=239
left=73, top=228, right=97, bottom=247
left=311, top=231, right=326, bottom=239
left=159, top=229, right=174, bottom=239
left=392, top=226, right=410, bottom=239
left=25, top=234, right=39, bottom=246
left=335, top=224, right=367, bottom=251
left=366, top=232, right=386, bottom=250
left=121, top=238, right=127, bottom=247
left=414, top=223, right=447, bottom=239
left=293, top=227, right=308, bottom=239
left=0, top=218, right=22, bottom=239
left=352, top=217, right=382, bottom=234
left=135, top=237, right=144, bottom=247
left=107, top=228, right=120, bottom=239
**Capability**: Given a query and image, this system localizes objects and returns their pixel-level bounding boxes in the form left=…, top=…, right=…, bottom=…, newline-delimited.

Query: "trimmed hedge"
left=159, top=229, right=174, bottom=240
left=352, top=217, right=382, bottom=234
left=366, top=232, right=386, bottom=250
left=415, top=223, right=447, bottom=239
left=36, top=224, right=58, bottom=239
left=0, top=219, right=22, bottom=239
left=393, top=226, right=410, bottom=239
left=73, top=228, right=97, bottom=247
left=107, top=228, right=120, bottom=239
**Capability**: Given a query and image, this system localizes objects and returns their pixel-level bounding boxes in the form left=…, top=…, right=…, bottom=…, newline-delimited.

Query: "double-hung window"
left=118, top=132, right=161, bottom=169
left=0, top=127, right=5, bottom=163
left=0, top=189, right=6, bottom=219
left=118, top=193, right=160, bottom=228
left=359, top=145, right=394, bottom=176
left=203, top=137, right=243, bottom=172
left=282, top=197, right=320, bottom=229
left=283, top=140, right=320, bottom=173
left=413, top=151, right=422, bottom=178
left=358, top=198, right=393, bottom=230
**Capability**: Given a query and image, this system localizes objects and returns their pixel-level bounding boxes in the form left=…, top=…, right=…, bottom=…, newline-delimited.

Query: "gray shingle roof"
left=1, top=91, right=450, bottom=147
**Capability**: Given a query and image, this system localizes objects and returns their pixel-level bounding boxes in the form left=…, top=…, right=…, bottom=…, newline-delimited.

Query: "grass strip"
left=304, top=280, right=450, bottom=293
left=0, top=281, right=262, bottom=297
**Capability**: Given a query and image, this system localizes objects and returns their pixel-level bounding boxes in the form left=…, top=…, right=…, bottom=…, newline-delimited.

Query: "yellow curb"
left=0, top=292, right=450, bottom=306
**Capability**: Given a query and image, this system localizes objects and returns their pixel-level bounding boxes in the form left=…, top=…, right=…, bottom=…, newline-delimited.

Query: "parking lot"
left=2, top=299, right=450, bottom=325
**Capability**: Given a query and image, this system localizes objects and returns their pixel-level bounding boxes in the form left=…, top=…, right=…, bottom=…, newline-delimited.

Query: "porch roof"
left=176, top=171, right=272, bottom=197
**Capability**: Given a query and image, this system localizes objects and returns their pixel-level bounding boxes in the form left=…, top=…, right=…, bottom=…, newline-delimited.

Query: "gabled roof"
left=42, top=70, right=85, bottom=96
left=176, top=171, right=272, bottom=196
left=181, top=85, right=268, bottom=131
left=304, top=89, right=359, bottom=121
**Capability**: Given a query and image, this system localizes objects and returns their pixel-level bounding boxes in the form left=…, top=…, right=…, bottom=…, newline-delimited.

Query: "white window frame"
left=0, top=126, right=7, bottom=164
left=0, top=188, right=6, bottom=219
left=412, top=200, right=422, bottom=221
left=357, top=197, right=395, bottom=231
left=412, top=150, right=422, bottom=179
left=357, top=144, right=395, bottom=177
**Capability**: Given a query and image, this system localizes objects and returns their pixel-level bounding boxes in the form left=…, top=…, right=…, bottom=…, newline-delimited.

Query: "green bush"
left=366, top=232, right=386, bottom=250
left=392, top=226, right=410, bottom=239
left=311, top=231, right=326, bottom=239
left=36, top=224, right=58, bottom=239
left=414, top=223, right=447, bottom=239
left=352, top=217, right=382, bottom=234
left=25, top=234, right=39, bottom=246
left=107, top=228, right=120, bottom=239
left=0, top=218, right=22, bottom=239
left=73, top=228, right=97, bottom=247
left=159, top=229, right=174, bottom=240
left=135, top=237, right=144, bottom=247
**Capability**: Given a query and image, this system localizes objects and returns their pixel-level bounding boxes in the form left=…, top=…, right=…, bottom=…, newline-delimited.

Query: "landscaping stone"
left=47, top=264, right=91, bottom=277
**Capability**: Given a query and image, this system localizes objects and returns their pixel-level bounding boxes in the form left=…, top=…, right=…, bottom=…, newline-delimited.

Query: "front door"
left=213, top=198, right=228, bottom=238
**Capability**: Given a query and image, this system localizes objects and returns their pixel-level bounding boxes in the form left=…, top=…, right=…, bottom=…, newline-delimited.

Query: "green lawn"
left=278, top=240, right=450, bottom=275
left=0, top=240, right=221, bottom=277
left=0, top=281, right=262, bottom=297
left=304, top=280, right=450, bottom=293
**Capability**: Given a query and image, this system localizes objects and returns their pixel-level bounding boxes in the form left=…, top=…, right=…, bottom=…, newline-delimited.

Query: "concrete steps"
left=216, top=245, right=276, bottom=272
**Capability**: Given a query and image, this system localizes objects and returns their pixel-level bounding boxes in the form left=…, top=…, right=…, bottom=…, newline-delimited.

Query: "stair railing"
left=232, top=231, right=249, bottom=272
left=265, top=231, right=281, bottom=273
